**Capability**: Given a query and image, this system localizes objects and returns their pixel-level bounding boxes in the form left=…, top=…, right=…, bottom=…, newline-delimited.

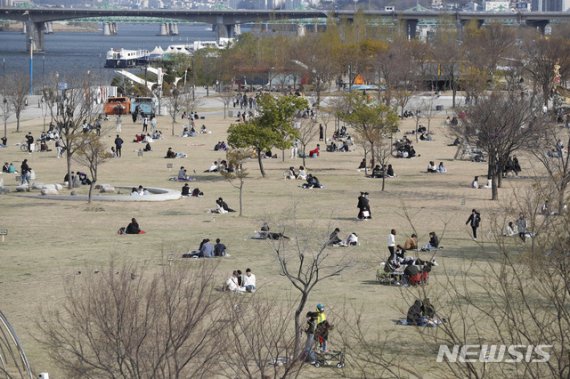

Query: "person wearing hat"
left=315, top=304, right=330, bottom=352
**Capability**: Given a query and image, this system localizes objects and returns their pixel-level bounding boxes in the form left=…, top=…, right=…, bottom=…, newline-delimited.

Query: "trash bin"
left=435, top=105, right=444, bottom=111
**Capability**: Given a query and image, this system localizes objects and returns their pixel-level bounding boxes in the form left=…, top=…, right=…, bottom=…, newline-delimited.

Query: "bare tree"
left=37, top=261, right=226, bottom=379
left=43, top=73, right=97, bottom=189
left=296, top=116, right=318, bottom=168
left=270, top=214, right=351, bottom=358
left=532, top=129, right=570, bottom=214
left=2, top=73, right=28, bottom=133
left=166, top=88, right=180, bottom=136
left=373, top=137, right=392, bottom=192
left=452, top=92, right=547, bottom=200
left=217, top=87, right=235, bottom=120
left=220, top=149, right=250, bottom=217
left=220, top=295, right=305, bottom=379
left=73, top=133, right=114, bottom=203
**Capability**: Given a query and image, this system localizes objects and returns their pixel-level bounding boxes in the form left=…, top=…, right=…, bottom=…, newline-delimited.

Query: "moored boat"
left=104, top=48, right=150, bottom=68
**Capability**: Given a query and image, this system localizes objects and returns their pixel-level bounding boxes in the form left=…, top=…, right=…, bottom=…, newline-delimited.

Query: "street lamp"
left=29, top=37, right=34, bottom=95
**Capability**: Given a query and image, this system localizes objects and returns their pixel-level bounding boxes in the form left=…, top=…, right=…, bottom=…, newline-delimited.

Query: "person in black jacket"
left=406, top=299, right=424, bottom=325
left=125, top=218, right=141, bottom=234
left=357, top=192, right=371, bottom=219
left=216, top=197, right=235, bottom=212
left=465, top=209, right=481, bottom=240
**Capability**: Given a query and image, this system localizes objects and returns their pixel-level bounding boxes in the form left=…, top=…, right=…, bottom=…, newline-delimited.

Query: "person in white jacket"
left=243, top=268, right=256, bottom=292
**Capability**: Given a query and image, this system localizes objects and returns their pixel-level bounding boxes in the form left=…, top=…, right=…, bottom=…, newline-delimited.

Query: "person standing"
left=114, top=135, right=124, bottom=158
left=357, top=192, right=371, bottom=220
left=315, top=304, right=328, bottom=352
left=465, top=209, right=481, bottom=240
left=20, top=159, right=31, bottom=185
left=142, top=114, right=149, bottom=133
left=516, top=213, right=527, bottom=242
left=25, top=132, right=34, bottom=152
left=387, top=229, right=397, bottom=256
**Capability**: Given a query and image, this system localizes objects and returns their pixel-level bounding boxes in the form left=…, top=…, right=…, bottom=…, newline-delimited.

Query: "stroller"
left=313, top=349, right=345, bottom=368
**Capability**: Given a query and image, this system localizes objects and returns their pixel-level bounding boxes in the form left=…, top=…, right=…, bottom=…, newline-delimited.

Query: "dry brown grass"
left=0, top=96, right=537, bottom=377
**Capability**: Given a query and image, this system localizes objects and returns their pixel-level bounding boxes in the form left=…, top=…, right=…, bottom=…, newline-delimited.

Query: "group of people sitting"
left=164, top=147, right=187, bottom=159
left=181, top=183, right=203, bottom=197
left=182, top=124, right=208, bottom=137
left=380, top=233, right=438, bottom=286
left=2, top=162, right=16, bottom=174
left=394, top=137, right=417, bottom=159
left=426, top=161, right=447, bottom=173
left=213, top=141, right=228, bottom=151
left=63, top=171, right=91, bottom=187
left=285, top=166, right=308, bottom=180
left=204, top=160, right=233, bottom=173
left=401, top=298, right=442, bottom=327
left=328, top=228, right=359, bottom=247
left=370, top=164, right=395, bottom=178
left=211, top=197, right=236, bottom=214
left=252, top=222, right=289, bottom=240
left=326, top=138, right=352, bottom=152
left=183, top=238, right=228, bottom=258
left=224, top=268, right=257, bottom=293
left=503, top=213, right=533, bottom=242
left=130, top=185, right=150, bottom=197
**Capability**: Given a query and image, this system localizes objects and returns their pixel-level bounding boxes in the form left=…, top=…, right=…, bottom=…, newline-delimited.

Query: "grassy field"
left=0, top=93, right=538, bottom=377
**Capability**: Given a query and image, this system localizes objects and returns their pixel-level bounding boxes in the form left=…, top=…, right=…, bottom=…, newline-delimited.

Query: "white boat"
left=104, top=48, right=150, bottom=68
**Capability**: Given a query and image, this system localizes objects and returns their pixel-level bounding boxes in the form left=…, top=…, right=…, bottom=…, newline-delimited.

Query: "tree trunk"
left=281, top=149, right=284, bottom=162
left=171, top=121, right=175, bottom=136
left=370, top=142, right=375, bottom=168
left=363, top=150, right=368, bottom=176
left=238, top=180, right=243, bottom=217
left=491, top=174, right=498, bottom=200
left=293, top=291, right=309, bottom=359
left=256, top=148, right=265, bottom=177
left=302, top=145, right=307, bottom=168
left=381, top=174, right=386, bottom=191
left=66, top=153, right=73, bottom=190
left=88, top=182, right=94, bottom=204
left=16, top=114, right=21, bottom=132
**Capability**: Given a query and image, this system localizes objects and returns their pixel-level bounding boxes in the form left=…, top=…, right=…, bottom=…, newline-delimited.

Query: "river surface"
left=0, top=23, right=218, bottom=86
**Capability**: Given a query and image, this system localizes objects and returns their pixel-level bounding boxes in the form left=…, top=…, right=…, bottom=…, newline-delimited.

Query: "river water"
left=0, top=23, right=217, bottom=86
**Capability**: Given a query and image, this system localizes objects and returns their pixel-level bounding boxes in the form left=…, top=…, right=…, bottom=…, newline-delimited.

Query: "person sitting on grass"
left=437, top=162, right=447, bottom=173
left=421, top=232, right=440, bottom=251
left=328, top=228, right=343, bottom=246
left=345, top=232, right=359, bottom=246
left=406, top=299, right=426, bottom=326
left=503, top=221, right=517, bottom=237
left=302, top=174, right=322, bottom=189
left=297, top=166, right=307, bottom=180
left=243, top=268, right=256, bottom=292
left=286, top=166, right=298, bottom=180
left=125, top=218, right=142, bottom=234
left=165, top=147, right=177, bottom=159
left=403, top=234, right=418, bottom=251
left=214, top=238, right=227, bottom=257
left=225, top=271, right=246, bottom=292
left=371, top=164, right=384, bottom=178
left=427, top=161, right=437, bottom=173
left=181, top=183, right=190, bottom=196
left=309, top=144, right=320, bottom=157
left=215, top=197, right=236, bottom=213
left=471, top=176, right=480, bottom=189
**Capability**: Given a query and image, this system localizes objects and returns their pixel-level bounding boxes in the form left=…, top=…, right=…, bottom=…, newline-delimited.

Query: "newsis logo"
left=436, top=345, right=553, bottom=363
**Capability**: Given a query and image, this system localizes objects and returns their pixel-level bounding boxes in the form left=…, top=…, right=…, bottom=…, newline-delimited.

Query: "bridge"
left=1, top=7, right=569, bottom=51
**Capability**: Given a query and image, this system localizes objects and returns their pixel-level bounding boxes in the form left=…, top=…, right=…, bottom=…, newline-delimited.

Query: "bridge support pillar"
left=43, top=22, right=53, bottom=34
left=400, top=19, right=418, bottom=39
left=169, top=23, right=178, bottom=35
left=111, top=22, right=118, bottom=35
left=526, top=19, right=549, bottom=35
left=297, top=24, right=306, bottom=37
left=26, top=21, right=44, bottom=52
left=214, top=23, right=234, bottom=39
left=234, top=24, right=241, bottom=35
left=159, top=23, right=168, bottom=36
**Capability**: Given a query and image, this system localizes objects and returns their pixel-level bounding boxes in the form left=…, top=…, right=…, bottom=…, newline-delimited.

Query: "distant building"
left=531, top=0, right=565, bottom=11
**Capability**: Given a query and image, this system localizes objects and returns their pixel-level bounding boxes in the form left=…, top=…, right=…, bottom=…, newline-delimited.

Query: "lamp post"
left=3, top=98, right=7, bottom=140
left=29, top=37, right=34, bottom=95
